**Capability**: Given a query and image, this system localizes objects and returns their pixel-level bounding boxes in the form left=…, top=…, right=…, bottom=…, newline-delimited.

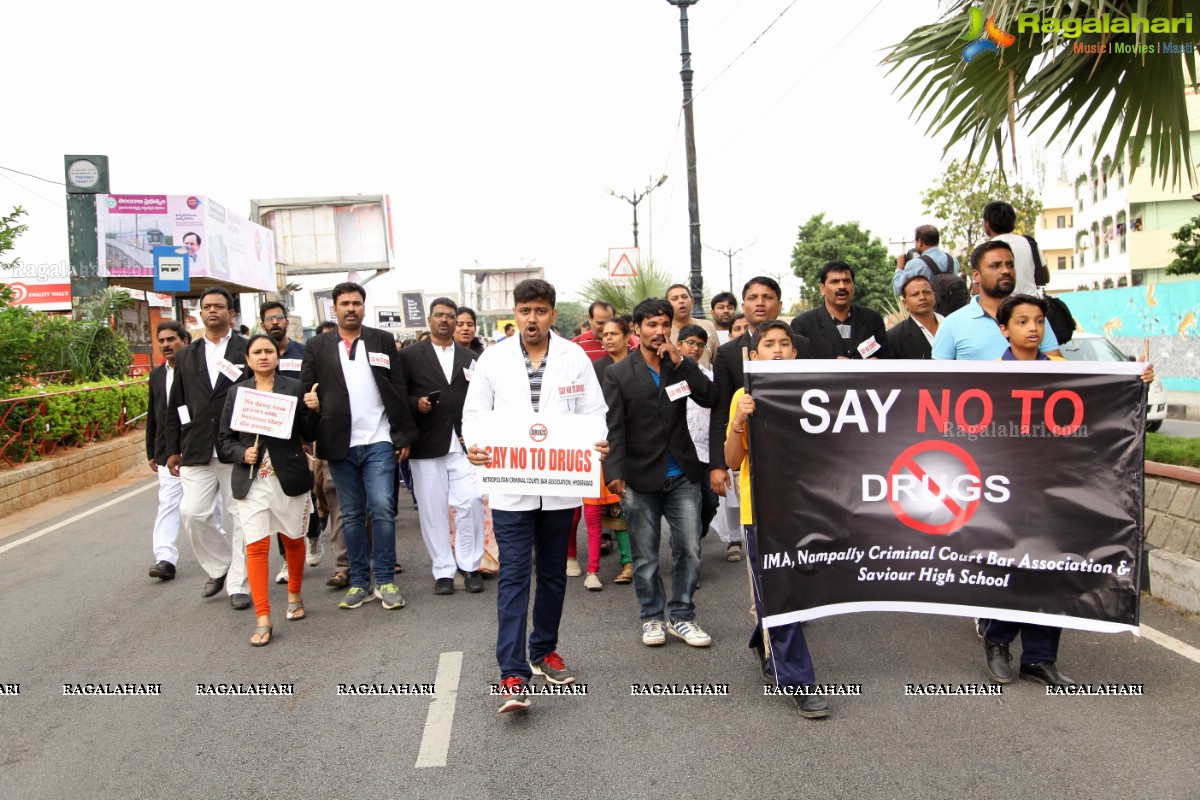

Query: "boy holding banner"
left=725, top=321, right=829, bottom=719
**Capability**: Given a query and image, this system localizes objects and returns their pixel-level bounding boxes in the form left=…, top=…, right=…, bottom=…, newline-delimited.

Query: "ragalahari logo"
left=961, top=6, right=1015, bottom=62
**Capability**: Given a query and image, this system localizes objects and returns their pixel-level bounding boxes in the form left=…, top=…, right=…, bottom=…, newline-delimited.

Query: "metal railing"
left=0, top=379, right=149, bottom=468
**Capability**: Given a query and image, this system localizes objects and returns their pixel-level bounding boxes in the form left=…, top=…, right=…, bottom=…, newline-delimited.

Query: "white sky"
left=4, top=0, right=975, bottom=313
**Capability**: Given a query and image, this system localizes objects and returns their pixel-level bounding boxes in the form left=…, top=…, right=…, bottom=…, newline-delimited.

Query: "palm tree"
left=577, top=261, right=680, bottom=316
left=883, top=0, right=1198, bottom=187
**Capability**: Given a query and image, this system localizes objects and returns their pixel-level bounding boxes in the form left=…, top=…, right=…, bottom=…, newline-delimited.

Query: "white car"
left=1058, top=332, right=1167, bottom=432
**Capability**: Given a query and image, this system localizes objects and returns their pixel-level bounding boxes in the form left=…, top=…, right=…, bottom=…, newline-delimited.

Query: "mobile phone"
left=427, top=391, right=442, bottom=404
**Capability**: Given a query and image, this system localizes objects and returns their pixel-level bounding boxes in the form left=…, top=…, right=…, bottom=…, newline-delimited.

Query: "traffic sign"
left=608, top=247, right=640, bottom=287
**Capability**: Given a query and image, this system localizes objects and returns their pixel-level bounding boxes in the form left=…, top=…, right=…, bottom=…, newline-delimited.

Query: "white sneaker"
left=275, top=563, right=289, bottom=584
left=584, top=572, right=602, bottom=591
left=642, top=619, right=666, bottom=646
left=566, top=557, right=582, bottom=577
left=306, top=535, right=324, bottom=567
left=667, top=618, right=712, bottom=647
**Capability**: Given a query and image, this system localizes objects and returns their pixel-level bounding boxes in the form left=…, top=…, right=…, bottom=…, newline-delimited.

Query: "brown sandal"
left=286, top=601, right=305, bottom=621
left=326, top=572, right=349, bottom=589
left=250, top=625, right=273, bottom=647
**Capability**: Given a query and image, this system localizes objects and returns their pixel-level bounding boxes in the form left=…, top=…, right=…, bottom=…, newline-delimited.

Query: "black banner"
left=745, top=360, right=1145, bottom=634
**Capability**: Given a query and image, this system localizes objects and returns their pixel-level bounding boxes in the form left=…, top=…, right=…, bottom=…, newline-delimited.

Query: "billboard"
left=95, top=195, right=276, bottom=293
left=458, top=267, right=545, bottom=316
left=251, top=196, right=391, bottom=277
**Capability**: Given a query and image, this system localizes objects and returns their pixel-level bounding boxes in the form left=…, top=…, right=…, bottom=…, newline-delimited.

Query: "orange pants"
left=246, top=535, right=305, bottom=617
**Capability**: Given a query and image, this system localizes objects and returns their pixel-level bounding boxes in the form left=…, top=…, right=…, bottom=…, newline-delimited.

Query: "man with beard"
left=571, top=301, right=614, bottom=362
left=710, top=292, right=738, bottom=344
left=400, top=297, right=485, bottom=595
left=260, top=301, right=305, bottom=380
left=932, top=241, right=1061, bottom=361
left=604, top=298, right=715, bottom=648
left=666, top=284, right=719, bottom=368
left=147, top=321, right=191, bottom=581
left=887, top=276, right=941, bottom=360
left=164, top=286, right=251, bottom=608
left=790, top=262, right=889, bottom=361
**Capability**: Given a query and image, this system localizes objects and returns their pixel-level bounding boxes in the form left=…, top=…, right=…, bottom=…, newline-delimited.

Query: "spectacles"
left=680, top=339, right=705, bottom=349
left=429, top=312, right=456, bottom=320
left=263, top=314, right=287, bottom=322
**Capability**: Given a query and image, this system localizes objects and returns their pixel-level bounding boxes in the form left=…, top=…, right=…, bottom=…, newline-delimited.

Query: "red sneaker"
left=497, top=676, right=531, bottom=713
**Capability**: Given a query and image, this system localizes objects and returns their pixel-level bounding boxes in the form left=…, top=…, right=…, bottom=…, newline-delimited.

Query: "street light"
left=665, top=0, right=705, bottom=318
left=605, top=174, right=669, bottom=248
left=705, top=240, right=756, bottom=293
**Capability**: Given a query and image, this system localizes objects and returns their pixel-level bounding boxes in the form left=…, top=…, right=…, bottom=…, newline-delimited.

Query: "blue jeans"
left=623, top=475, right=702, bottom=622
left=491, top=507, right=574, bottom=681
left=327, top=441, right=398, bottom=590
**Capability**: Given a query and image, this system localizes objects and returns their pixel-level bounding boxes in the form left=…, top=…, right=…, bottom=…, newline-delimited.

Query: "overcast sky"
left=4, top=0, right=983, bottom=315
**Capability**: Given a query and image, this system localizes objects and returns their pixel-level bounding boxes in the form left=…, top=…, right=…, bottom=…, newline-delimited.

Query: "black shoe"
left=149, top=561, right=176, bottom=580
left=1019, top=661, right=1076, bottom=687
left=984, top=640, right=1014, bottom=684
left=229, top=593, right=252, bottom=610
left=434, top=578, right=455, bottom=595
left=201, top=574, right=227, bottom=598
left=794, top=688, right=831, bottom=719
left=461, top=570, right=484, bottom=593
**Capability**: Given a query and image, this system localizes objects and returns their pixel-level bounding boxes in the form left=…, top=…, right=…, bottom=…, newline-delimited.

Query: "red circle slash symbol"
left=885, top=440, right=983, bottom=535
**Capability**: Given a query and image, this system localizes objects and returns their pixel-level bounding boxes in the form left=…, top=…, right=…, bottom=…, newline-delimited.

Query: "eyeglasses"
left=429, top=312, right=457, bottom=320
left=263, top=314, right=287, bottom=322
left=680, top=339, right=705, bottom=349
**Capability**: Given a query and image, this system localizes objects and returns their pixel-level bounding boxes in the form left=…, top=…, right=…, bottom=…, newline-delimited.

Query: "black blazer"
left=398, top=338, right=474, bottom=460
left=164, top=333, right=249, bottom=466
left=145, top=363, right=171, bottom=464
left=218, top=375, right=316, bottom=500
left=708, top=329, right=811, bottom=470
left=790, top=305, right=889, bottom=361
left=299, top=326, right=419, bottom=462
left=603, top=350, right=714, bottom=493
left=887, top=316, right=933, bottom=360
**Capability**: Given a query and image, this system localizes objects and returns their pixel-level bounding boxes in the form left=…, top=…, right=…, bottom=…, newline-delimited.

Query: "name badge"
left=177, top=405, right=192, bottom=425
left=857, top=337, right=881, bottom=359
left=666, top=381, right=692, bottom=402
left=557, top=382, right=587, bottom=399
left=368, top=352, right=391, bottom=368
left=464, top=359, right=477, bottom=381
left=216, top=357, right=243, bottom=382
left=279, top=358, right=302, bottom=373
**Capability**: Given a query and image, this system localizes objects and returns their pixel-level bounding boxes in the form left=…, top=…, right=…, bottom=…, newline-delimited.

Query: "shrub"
left=0, top=378, right=148, bottom=465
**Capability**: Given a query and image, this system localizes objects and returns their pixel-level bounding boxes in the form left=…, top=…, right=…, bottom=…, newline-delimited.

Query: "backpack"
left=920, top=254, right=969, bottom=316
left=1042, top=294, right=1076, bottom=345
left=1025, top=234, right=1051, bottom=287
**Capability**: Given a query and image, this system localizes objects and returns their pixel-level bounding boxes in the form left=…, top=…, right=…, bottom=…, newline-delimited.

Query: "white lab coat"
left=462, top=333, right=608, bottom=511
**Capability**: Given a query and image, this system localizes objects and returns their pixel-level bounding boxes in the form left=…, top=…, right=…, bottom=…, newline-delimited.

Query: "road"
left=1, top=469, right=1199, bottom=800
left=1156, top=418, right=1200, bottom=438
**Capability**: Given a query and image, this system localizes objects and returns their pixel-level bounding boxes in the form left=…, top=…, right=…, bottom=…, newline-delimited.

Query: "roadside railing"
left=0, top=379, right=149, bottom=467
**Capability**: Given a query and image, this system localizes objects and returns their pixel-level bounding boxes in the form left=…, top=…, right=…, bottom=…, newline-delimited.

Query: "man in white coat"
left=463, top=279, right=609, bottom=713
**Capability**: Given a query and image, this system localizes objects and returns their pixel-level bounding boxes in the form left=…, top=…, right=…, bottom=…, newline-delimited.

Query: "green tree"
left=919, top=160, right=1043, bottom=264
left=0, top=207, right=36, bottom=395
left=554, top=300, right=587, bottom=336
left=0, top=206, right=29, bottom=270
left=790, top=214, right=894, bottom=313
left=1167, top=214, right=1200, bottom=275
left=883, top=0, right=1197, bottom=187
left=577, top=261, right=676, bottom=317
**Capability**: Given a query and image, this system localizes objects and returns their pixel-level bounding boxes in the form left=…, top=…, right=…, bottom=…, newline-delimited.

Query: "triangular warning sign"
left=610, top=253, right=637, bottom=278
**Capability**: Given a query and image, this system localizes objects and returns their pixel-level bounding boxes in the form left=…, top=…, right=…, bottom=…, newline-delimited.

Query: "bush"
left=0, top=378, right=148, bottom=465
left=1145, top=433, right=1200, bottom=469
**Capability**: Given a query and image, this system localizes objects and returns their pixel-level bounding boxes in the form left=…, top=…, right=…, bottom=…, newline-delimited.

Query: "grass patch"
left=1145, top=432, right=1200, bottom=468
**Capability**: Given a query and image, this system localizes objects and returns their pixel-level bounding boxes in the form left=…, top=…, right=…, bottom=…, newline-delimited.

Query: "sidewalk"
left=1167, top=391, right=1200, bottom=421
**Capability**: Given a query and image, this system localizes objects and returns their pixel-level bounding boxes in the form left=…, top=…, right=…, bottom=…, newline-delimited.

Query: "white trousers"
left=712, top=474, right=741, bottom=544
left=152, top=466, right=184, bottom=564
left=179, top=460, right=247, bottom=595
left=410, top=450, right=485, bottom=579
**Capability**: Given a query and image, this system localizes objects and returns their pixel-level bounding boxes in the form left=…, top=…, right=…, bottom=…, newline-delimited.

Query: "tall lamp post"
left=706, top=241, right=755, bottom=293
left=605, top=174, right=668, bottom=248
left=665, top=0, right=705, bottom=318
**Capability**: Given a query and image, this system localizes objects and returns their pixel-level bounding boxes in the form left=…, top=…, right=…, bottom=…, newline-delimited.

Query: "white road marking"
left=415, top=651, right=463, bottom=769
left=1141, top=624, right=1200, bottom=665
left=0, top=481, right=156, bottom=556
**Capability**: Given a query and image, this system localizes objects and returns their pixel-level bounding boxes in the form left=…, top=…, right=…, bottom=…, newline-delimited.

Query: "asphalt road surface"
left=1, top=469, right=1199, bottom=800
left=1157, top=418, right=1200, bottom=438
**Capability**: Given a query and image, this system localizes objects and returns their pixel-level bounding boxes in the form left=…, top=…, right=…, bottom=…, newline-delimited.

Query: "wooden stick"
left=249, top=434, right=260, bottom=478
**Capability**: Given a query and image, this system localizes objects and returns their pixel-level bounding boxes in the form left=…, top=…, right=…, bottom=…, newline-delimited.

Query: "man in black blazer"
left=790, top=261, right=889, bottom=361
left=164, top=286, right=251, bottom=608
left=399, top=297, right=485, bottom=596
left=709, top=277, right=811, bottom=501
left=887, top=275, right=941, bottom=360
left=300, top=281, right=418, bottom=612
left=604, top=298, right=715, bottom=648
left=146, top=321, right=190, bottom=581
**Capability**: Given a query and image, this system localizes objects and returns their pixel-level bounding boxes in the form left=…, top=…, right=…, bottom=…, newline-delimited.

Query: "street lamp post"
left=706, top=241, right=755, bottom=293
left=605, top=175, right=668, bottom=248
left=666, top=0, right=705, bottom=318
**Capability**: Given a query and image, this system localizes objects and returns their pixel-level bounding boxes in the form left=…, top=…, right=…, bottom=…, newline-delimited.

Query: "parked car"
left=1058, top=333, right=1167, bottom=432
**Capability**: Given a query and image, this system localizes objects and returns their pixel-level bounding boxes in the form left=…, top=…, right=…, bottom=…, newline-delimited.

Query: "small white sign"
left=279, top=358, right=303, bottom=373
left=857, top=337, right=882, bottom=359
left=230, top=388, right=298, bottom=439
left=666, top=380, right=692, bottom=402
left=472, top=411, right=605, bottom=498
left=368, top=352, right=391, bottom=369
left=216, top=357, right=243, bottom=382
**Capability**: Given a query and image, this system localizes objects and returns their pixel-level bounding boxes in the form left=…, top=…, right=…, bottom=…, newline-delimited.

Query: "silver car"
left=1058, top=333, right=1167, bottom=432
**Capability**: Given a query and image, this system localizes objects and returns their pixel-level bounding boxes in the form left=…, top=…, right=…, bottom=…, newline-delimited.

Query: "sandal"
left=286, top=601, right=306, bottom=621
left=326, top=572, right=349, bottom=589
left=250, top=625, right=273, bottom=647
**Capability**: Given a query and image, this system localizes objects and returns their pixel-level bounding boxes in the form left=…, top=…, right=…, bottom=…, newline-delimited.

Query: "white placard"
left=230, top=388, right=298, bottom=439
left=473, top=411, right=605, bottom=498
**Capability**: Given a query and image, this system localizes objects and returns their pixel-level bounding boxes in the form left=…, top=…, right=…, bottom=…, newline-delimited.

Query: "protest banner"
left=472, top=411, right=606, bottom=498
left=230, top=389, right=298, bottom=440
left=744, top=359, right=1146, bottom=634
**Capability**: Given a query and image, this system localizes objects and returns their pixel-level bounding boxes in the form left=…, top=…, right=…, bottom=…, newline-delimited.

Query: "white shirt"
left=991, top=232, right=1040, bottom=296
left=339, top=337, right=391, bottom=448
left=165, top=363, right=176, bottom=399
left=203, top=329, right=233, bottom=388
left=462, top=334, right=608, bottom=512
left=432, top=340, right=456, bottom=449
left=912, top=313, right=946, bottom=347
left=686, top=363, right=713, bottom=463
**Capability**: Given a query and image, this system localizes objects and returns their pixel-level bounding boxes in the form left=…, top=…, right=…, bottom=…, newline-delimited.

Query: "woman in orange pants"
left=219, top=334, right=317, bottom=646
